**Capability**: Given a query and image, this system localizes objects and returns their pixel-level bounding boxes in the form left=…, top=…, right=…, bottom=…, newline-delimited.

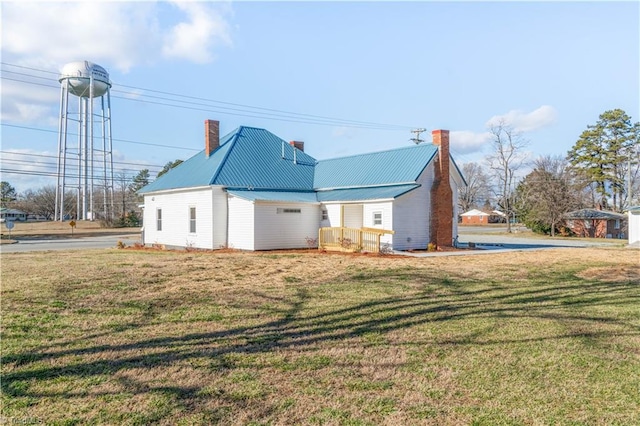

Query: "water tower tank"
left=59, top=61, right=111, bottom=98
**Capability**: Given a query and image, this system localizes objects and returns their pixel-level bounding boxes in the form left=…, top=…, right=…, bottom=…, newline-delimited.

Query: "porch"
left=318, top=226, right=394, bottom=253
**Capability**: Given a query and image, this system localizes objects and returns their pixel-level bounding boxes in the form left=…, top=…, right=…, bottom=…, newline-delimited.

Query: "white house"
left=139, top=120, right=466, bottom=251
left=0, top=208, right=27, bottom=223
left=628, top=206, right=640, bottom=245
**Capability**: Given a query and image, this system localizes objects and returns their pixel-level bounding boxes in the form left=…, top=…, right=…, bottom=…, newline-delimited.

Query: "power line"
left=0, top=160, right=160, bottom=179
left=0, top=168, right=145, bottom=183
left=0, top=150, right=165, bottom=169
left=1, top=62, right=417, bottom=131
left=1, top=123, right=200, bottom=152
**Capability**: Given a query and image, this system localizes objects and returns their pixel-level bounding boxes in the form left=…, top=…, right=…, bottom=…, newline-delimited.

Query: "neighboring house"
left=460, top=209, right=506, bottom=225
left=139, top=120, right=466, bottom=251
left=0, top=208, right=27, bottom=223
left=460, top=209, right=490, bottom=225
left=490, top=210, right=507, bottom=223
left=564, top=208, right=627, bottom=239
left=628, top=206, right=640, bottom=245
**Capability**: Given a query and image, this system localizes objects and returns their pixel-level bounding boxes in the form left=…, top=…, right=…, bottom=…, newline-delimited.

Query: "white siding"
left=212, top=187, right=228, bottom=248
left=228, top=196, right=255, bottom=250
left=322, top=204, right=342, bottom=227
left=392, top=162, right=434, bottom=250
left=343, top=204, right=363, bottom=228
left=142, top=188, right=214, bottom=249
left=363, top=202, right=394, bottom=245
left=254, top=202, right=321, bottom=250
left=629, top=212, right=640, bottom=244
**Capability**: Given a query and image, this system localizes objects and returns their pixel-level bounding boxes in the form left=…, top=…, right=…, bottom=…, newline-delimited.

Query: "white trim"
left=372, top=210, right=383, bottom=226
left=320, top=198, right=395, bottom=205
left=156, top=208, right=162, bottom=231
left=141, top=185, right=215, bottom=196
left=189, top=206, right=196, bottom=234
left=315, top=181, right=417, bottom=191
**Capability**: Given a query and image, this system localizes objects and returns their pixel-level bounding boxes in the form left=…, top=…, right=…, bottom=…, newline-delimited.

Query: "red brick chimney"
left=430, top=129, right=453, bottom=248
left=205, top=119, right=220, bottom=157
left=289, top=141, right=304, bottom=152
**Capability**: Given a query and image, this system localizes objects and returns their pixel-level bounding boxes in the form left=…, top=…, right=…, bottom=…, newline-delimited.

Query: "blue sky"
left=2, top=0, right=638, bottom=193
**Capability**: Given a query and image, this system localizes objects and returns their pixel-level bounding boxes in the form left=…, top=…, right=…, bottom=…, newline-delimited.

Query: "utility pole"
left=410, top=128, right=427, bottom=144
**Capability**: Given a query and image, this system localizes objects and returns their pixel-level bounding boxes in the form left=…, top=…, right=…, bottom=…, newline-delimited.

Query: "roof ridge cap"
left=209, top=130, right=243, bottom=184
left=318, top=143, right=435, bottom=163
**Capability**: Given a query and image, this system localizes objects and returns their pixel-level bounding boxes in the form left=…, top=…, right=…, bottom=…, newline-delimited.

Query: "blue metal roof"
left=313, top=143, right=437, bottom=189
left=139, top=126, right=451, bottom=203
left=139, top=127, right=316, bottom=194
left=227, top=185, right=419, bottom=203
left=317, top=184, right=420, bottom=202
left=138, top=140, right=234, bottom=193
left=213, top=127, right=316, bottom=190
left=227, top=190, right=318, bottom=203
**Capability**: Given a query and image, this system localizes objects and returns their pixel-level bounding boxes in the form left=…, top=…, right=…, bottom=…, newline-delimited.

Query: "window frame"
left=156, top=208, right=162, bottom=231
left=276, top=207, right=302, bottom=214
left=189, top=206, right=196, bottom=233
left=372, top=211, right=383, bottom=226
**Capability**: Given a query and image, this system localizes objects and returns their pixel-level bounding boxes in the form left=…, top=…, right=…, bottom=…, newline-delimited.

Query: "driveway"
left=457, top=230, right=620, bottom=250
left=395, top=226, right=629, bottom=257
left=0, top=233, right=141, bottom=253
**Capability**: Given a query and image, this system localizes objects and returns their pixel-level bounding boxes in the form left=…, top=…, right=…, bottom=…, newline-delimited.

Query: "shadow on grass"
left=3, top=268, right=640, bottom=408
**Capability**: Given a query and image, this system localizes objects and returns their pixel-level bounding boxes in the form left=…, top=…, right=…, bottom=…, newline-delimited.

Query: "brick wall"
left=430, top=130, right=453, bottom=247
left=205, top=119, right=220, bottom=157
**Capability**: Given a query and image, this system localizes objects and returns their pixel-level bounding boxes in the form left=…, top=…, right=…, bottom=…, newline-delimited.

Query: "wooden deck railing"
left=318, top=227, right=394, bottom=253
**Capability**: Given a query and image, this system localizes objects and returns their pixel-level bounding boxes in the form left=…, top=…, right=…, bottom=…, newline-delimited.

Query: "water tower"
left=55, top=61, right=114, bottom=221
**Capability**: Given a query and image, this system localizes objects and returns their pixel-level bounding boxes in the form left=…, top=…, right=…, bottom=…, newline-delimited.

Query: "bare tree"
left=16, top=186, right=76, bottom=220
left=517, top=155, right=584, bottom=237
left=458, top=162, right=492, bottom=213
left=486, top=121, right=529, bottom=232
left=114, top=172, right=131, bottom=219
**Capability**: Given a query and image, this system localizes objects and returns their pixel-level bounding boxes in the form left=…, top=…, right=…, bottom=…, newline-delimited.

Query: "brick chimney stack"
left=289, top=141, right=304, bottom=152
left=430, top=129, right=453, bottom=248
left=205, top=119, right=220, bottom=157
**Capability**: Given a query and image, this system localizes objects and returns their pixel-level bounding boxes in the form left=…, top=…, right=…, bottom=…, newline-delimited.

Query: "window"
left=373, top=211, right=383, bottom=226
left=189, top=207, right=196, bottom=233
left=321, top=210, right=328, bottom=221
left=614, top=219, right=620, bottom=230
left=277, top=208, right=301, bottom=214
left=156, top=209, right=162, bottom=231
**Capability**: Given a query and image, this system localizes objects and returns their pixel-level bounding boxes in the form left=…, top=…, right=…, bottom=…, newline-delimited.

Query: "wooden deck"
left=318, top=227, right=394, bottom=253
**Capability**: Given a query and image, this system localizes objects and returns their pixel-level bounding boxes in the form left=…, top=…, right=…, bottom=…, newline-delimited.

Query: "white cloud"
left=0, top=149, right=59, bottom=193
left=1, top=1, right=233, bottom=123
left=1, top=78, right=59, bottom=124
left=450, top=130, right=492, bottom=154
left=2, top=2, right=158, bottom=73
left=162, top=1, right=233, bottom=63
left=2, top=1, right=232, bottom=72
left=485, top=105, right=557, bottom=132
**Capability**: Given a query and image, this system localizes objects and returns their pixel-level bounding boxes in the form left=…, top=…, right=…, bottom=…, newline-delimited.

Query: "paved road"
left=394, top=226, right=629, bottom=257
left=0, top=234, right=141, bottom=253
left=457, top=231, right=620, bottom=250
left=1, top=228, right=630, bottom=255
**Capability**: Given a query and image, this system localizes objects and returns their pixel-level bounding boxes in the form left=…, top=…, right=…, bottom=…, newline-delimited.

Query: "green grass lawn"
left=1, top=248, right=639, bottom=425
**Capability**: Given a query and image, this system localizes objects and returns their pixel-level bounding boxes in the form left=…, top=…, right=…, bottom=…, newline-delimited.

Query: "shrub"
left=305, top=236, right=318, bottom=249
left=379, top=242, right=393, bottom=256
